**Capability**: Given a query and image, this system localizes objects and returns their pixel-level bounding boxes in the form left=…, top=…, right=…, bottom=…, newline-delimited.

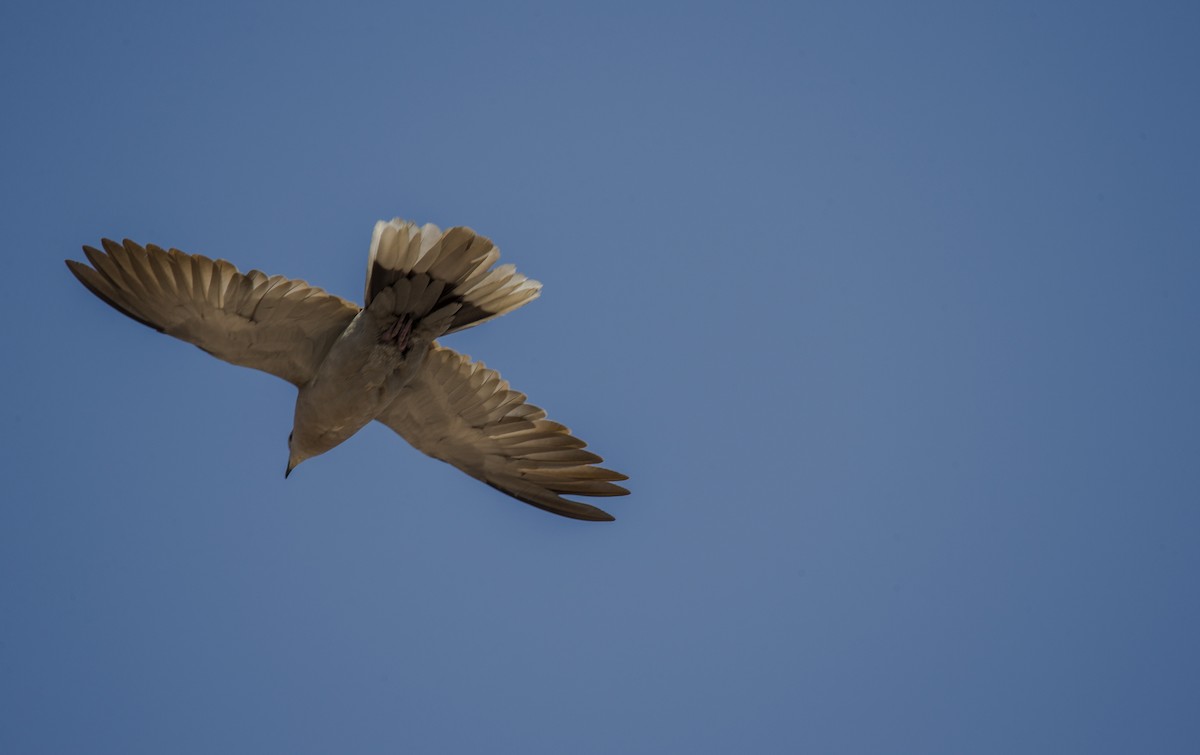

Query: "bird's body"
left=66, top=219, right=628, bottom=520
left=292, top=306, right=432, bottom=464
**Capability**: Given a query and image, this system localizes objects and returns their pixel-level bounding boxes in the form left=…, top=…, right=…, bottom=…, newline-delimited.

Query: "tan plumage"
left=379, top=346, right=628, bottom=521
left=66, top=220, right=629, bottom=521
left=66, top=240, right=359, bottom=386
left=365, top=219, right=541, bottom=333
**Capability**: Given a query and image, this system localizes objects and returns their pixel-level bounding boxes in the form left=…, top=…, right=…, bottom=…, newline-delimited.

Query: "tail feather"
left=364, top=219, right=540, bottom=333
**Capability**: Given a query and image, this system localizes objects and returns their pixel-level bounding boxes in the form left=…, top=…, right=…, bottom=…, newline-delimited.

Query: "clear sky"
left=2, top=1, right=1198, bottom=752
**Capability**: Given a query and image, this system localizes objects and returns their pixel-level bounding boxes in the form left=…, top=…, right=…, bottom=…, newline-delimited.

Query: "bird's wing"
left=66, top=239, right=361, bottom=386
left=376, top=344, right=629, bottom=521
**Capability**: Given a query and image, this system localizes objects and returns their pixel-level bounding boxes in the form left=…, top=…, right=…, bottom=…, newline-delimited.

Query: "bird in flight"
left=66, top=219, right=629, bottom=521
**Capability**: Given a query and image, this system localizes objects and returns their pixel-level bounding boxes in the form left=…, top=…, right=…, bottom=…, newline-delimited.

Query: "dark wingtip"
left=65, top=252, right=164, bottom=333
left=485, top=481, right=617, bottom=522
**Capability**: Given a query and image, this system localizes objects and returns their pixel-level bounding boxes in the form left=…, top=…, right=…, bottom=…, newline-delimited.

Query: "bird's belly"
left=293, top=325, right=428, bottom=454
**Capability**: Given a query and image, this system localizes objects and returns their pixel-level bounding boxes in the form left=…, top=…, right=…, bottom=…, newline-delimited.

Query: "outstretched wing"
left=66, top=239, right=361, bottom=386
left=377, top=345, right=629, bottom=521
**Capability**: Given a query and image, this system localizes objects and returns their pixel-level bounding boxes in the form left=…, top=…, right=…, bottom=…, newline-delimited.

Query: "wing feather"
left=67, top=239, right=361, bottom=386
left=376, top=345, right=628, bottom=521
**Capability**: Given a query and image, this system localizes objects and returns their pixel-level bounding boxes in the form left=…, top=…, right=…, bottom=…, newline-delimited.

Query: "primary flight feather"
left=66, top=219, right=629, bottom=521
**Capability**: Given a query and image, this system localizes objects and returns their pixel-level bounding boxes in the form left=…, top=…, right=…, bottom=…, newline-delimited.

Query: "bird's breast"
left=294, top=319, right=429, bottom=453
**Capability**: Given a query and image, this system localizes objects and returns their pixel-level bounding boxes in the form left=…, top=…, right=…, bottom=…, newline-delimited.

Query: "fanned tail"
left=364, top=219, right=541, bottom=335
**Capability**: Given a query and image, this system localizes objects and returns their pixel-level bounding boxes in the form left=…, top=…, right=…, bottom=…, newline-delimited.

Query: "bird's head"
left=285, top=430, right=312, bottom=478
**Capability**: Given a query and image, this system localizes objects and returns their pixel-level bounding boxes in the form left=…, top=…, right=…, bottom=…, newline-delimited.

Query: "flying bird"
left=65, top=219, right=629, bottom=521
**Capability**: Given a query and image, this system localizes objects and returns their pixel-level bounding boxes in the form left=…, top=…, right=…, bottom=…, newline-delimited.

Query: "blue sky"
left=2, top=1, right=1199, bottom=752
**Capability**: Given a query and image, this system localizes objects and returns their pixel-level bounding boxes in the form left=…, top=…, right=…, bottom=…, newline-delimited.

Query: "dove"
left=65, top=219, right=629, bottom=521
